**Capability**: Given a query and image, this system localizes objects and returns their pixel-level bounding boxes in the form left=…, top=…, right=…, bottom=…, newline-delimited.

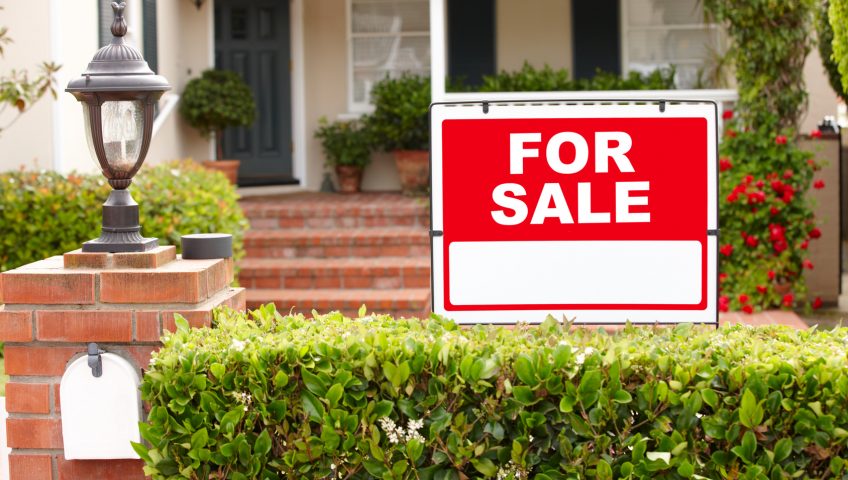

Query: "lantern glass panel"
left=82, top=100, right=145, bottom=174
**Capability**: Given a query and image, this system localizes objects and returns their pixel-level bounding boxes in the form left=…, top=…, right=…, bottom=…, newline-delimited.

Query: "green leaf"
left=730, top=431, right=757, bottom=464
left=512, top=386, right=537, bottom=405
left=301, top=390, right=325, bottom=422
left=254, top=429, right=272, bottom=456
left=773, top=437, right=792, bottom=463
left=701, top=388, right=718, bottom=408
left=596, top=459, right=613, bottom=480
left=326, top=383, right=344, bottom=408
left=613, top=390, right=633, bottom=404
left=739, top=389, right=764, bottom=428
left=174, top=314, right=190, bottom=333
left=677, top=460, right=695, bottom=478
left=407, top=438, right=424, bottom=462
left=514, top=355, right=537, bottom=385
left=470, top=458, right=498, bottom=477
left=273, top=371, right=289, bottom=388
left=190, top=428, right=208, bottom=450
left=301, top=368, right=327, bottom=397
left=210, top=363, right=225, bottom=380
left=578, top=370, right=602, bottom=407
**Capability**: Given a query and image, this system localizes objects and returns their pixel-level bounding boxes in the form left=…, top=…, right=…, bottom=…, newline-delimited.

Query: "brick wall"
left=0, top=247, right=244, bottom=480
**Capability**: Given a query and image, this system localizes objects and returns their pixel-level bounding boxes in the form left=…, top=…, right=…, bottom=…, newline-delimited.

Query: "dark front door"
left=215, top=0, right=294, bottom=186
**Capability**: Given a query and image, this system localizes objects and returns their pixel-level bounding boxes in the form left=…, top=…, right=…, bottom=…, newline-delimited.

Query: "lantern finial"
left=110, top=2, right=127, bottom=38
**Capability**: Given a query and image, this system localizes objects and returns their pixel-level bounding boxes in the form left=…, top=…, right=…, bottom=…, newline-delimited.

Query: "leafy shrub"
left=138, top=307, right=848, bottom=479
left=0, top=160, right=248, bottom=271
left=366, top=74, right=431, bottom=152
left=314, top=117, right=373, bottom=168
left=817, top=0, right=848, bottom=102
left=830, top=0, right=848, bottom=94
left=474, top=63, right=676, bottom=92
left=705, top=0, right=822, bottom=311
left=180, top=69, right=256, bottom=159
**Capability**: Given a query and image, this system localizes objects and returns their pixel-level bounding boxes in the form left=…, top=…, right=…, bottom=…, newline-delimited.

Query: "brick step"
left=241, top=193, right=429, bottom=230
left=244, top=228, right=431, bottom=258
left=245, top=288, right=431, bottom=319
left=238, top=257, right=430, bottom=289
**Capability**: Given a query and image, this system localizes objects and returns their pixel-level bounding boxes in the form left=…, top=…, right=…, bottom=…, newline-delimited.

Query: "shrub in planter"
left=314, top=117, right=373, bottom=193
left=0, top=160, right=248, bottom=271
left=365, top=74, right=431, bottom=195
left=138, top=306, right=848, bottom=479
left=180, top=69, right=257, bottom=183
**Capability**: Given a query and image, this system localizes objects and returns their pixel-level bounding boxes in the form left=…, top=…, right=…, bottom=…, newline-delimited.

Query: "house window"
left=621, top=0, right=724, bottom=88
left=348, top=0, right=430, bottom=112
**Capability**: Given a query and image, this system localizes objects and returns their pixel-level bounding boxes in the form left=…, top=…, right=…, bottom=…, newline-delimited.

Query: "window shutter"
left=98, top=0, right=113, bottom=48
left=143, top=0, right=158, bottom=74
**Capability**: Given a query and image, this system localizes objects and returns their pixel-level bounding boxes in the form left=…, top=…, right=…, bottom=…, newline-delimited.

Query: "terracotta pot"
left=335, top=165, right=363, bottom=193
left=202, top=160, right=240, bottom=185
left=773, top=282, right=792, bottom=296
left=393, top=150, right=429, bottom=196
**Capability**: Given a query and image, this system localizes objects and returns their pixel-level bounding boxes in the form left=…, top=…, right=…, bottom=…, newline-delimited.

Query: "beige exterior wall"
left=302, top=0, right=401, bottom=191
left=0, top=0, right=56, bottom=172
left=801, top=45, right=840, bottom=135
left=495, top=0, right=572, bottom=72
left=145, top=0, right=215, bottom=167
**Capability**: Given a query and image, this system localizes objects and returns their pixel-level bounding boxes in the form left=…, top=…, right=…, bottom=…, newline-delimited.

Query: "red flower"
left=771, top=180, right=784, bottom=193
left=782, top=293, right=794, bottom=307
left=738, top=294, right=749, bottom=303
left=775, top=135, right=787, bottom=145
left=781, top=189, right=794, bottom=203
left=746, top=191, right=766, bottom=204
left=812, top=296, right=823, bottom=309
left=719, top=295, right=729, bottom=305
left=770, top=206, right=780, bottom=216
left=814, top=180, right=825, bottom=189
left=810, top=227, right=822, bottom=239
left=756, top=285, right=767, bottom=294
left=745, top=236, right=758, bottom=247
left=720, top=244, right=734, bottom=256
left=742, top=304, right=754, bottom=314
left=783, top=169, right=793, bottom=179
left=726, top=128, right=737, bottom=138
left=755, top=180, right=764, bottom=189
left=744, top=175, right=754, bottom=184
left=726, top=193, right=738, bottom=203
left=803, top=259, right=814, bottom=270
left=811, top=129, right=822, bottom=139
left=768, top=270, right=776, bottom=280
left=719, top=303, right=729, bottom=312
left=719, top=273, right=728, bottom=282
left=769, top=224, right=786, bottom=241
left=719, top=158, right=732, bottom=172
left=773, top=239, right=788, bottom=253
left=723, top=109, right=734, bottom=120
left=800, top=240, right=809, bottom=249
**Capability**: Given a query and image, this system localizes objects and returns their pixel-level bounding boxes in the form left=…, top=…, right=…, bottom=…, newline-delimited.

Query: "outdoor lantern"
left=66, top=1, right=170, bottom=252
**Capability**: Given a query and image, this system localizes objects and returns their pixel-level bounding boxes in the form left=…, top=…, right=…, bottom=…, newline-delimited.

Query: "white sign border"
left=429, top=101, right=719, bottom=325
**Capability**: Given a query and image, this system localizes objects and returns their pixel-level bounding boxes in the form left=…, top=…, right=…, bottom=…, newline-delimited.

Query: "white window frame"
left=346, top=0, right=431, bottom=113
left=619, top=0, right=725, bottom=88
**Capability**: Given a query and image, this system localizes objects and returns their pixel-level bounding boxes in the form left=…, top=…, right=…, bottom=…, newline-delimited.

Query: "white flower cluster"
left=496, top=460, right=528, bottom=480
left=378, top=417, right=425, bottom=445
left=234, top=391, right=252, bottom=411
left=574, top=346, right=595, bottom=366
left=231, top=338, right=248, bottom=352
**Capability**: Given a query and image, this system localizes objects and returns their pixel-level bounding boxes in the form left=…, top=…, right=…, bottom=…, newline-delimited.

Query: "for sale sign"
left=430, top=102, right=718, bottom=324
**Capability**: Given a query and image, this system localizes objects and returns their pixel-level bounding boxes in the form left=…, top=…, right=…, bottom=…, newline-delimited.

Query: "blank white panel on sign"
left=449, top=241, right=702, bottom=305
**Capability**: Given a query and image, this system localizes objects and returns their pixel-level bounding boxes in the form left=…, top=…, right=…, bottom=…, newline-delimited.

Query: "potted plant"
left=314, top=117, right=372, bottom=193
left=179, top=69, right=256, bottom=184
left=365, top=74, right=430, bottom=195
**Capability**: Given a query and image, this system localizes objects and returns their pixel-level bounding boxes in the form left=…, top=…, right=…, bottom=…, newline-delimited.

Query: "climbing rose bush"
left=718, top=112, right=824, bottom=312
left=137, top=306, right=848, bottom=479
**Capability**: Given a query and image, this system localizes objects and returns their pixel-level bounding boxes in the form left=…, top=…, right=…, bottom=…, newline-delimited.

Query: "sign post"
left=430, top=101, right=718, bottom=324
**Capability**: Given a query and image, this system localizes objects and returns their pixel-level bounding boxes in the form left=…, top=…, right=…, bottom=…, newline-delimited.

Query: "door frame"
left=208, top=0, right=307, bottom=187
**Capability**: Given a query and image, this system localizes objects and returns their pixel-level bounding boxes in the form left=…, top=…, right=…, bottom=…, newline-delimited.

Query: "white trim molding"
left=291, top=0, right=306, bottom=186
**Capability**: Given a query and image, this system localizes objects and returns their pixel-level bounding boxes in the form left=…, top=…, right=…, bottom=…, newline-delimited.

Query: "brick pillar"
left=0, top=247, right=244, bottom=480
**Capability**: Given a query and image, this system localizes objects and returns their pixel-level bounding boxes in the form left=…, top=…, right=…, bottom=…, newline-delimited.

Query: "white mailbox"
left=60, top=349, right=142, bottom=459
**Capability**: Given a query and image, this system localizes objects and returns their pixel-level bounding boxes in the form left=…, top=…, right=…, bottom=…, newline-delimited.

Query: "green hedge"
left=138, top=307, right=848, bottom=479
left=0, top=160, right=248, bottom=271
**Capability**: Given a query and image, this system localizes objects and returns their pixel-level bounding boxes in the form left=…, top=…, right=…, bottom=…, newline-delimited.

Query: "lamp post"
left=66, top=1, right=170, bottom=253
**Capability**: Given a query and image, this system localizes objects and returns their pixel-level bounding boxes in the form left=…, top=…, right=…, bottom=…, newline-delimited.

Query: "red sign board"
left=430, top=103, right=718, bottom=324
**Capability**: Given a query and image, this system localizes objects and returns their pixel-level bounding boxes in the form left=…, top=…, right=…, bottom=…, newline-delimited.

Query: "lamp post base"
left=82, top=236, right=159, bottom=253
left=82, top=189, right=159, bottom=253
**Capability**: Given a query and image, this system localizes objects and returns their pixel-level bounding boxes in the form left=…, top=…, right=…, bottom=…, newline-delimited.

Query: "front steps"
left=239, top=193, right=431, bottom=318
